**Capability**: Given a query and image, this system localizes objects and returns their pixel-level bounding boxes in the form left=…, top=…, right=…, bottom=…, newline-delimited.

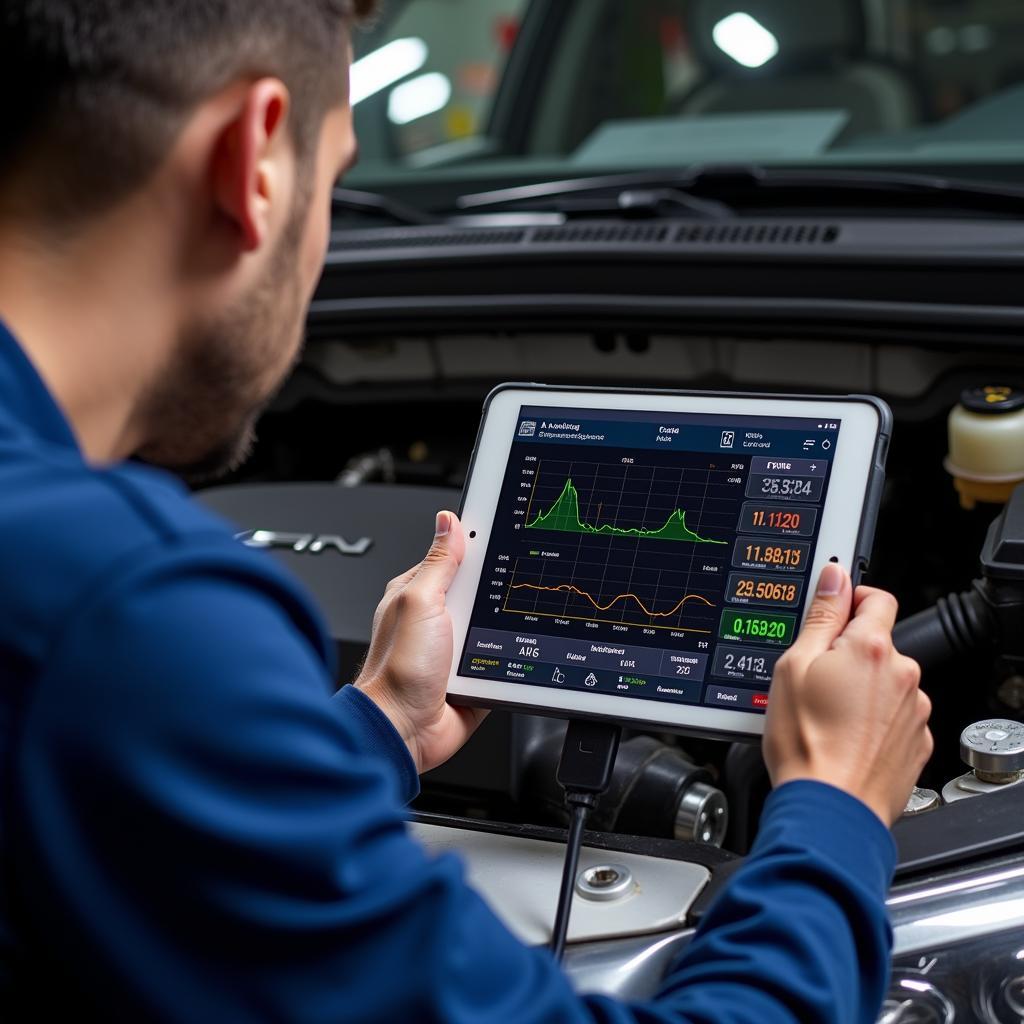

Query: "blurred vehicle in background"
left=349, top=0, right=1024, bottom=185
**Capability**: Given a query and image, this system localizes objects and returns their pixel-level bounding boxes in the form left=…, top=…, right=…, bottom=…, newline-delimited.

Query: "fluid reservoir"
left=946, top=386, right=1024, bottom=509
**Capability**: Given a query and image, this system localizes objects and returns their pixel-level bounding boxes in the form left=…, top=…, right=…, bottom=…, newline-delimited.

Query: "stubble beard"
left=135, top=205, right=309, bottom=486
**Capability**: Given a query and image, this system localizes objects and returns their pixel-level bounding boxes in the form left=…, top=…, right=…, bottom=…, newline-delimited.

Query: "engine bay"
left=188, top=198, right=1024, bottom=1014
left=204, top=322, right=1024, bottom=849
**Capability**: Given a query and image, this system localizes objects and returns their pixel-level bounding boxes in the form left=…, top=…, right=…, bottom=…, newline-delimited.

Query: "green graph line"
left=526, top=478, right=727, bottom=544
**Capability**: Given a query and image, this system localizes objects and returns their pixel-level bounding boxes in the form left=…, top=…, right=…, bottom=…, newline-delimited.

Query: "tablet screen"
left=458, top=406, right=842, bottom=716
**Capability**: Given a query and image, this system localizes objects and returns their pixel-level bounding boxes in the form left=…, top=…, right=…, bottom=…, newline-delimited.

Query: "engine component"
left=675, top=780, right=729, bottom=845
left=894, top=482, right=1024, bottom=675
left=525, top=732, right=728, bottom=846
left=902, top=786, right=941, bottom=817
left=199, top=482, right=460, bottom=681
left=575, top=864, right=635, bottom=903
left=946, top=385, right=1024, bottom=509
left=338, top=448, right=396, bottom=487
left=942, top=719, right=1024, bottom=804
left=892, top=589, right=995, bottom=670
left=878, top=972, right=954, bottom=1024
left=720, top=741, right=772, bottom=854
left=960, top=719, right=1024, bottom=779
left=984, top=964, right=1024, bottom=1024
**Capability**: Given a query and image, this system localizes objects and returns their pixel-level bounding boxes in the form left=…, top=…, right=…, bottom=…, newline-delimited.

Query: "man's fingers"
left=852, top=584, right=888, bottom=611
left=407, top=511, right=466, bottom=598
left=786, top=563, right=853, bottom=664
left=834, top=586, right=899, bottom=656
left=838, top=588, right=899, bottom=646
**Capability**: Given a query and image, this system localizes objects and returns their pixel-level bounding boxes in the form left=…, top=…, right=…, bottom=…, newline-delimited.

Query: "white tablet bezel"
left=446, top=387, right=883, bottom=739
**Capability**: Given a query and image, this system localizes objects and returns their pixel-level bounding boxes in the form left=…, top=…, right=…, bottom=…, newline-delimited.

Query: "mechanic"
left=0, top=2, right=932, bottom=1021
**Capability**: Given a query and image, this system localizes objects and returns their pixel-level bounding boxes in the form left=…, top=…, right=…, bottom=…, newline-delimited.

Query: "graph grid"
left=523, top=458, right=737, bottom=546
left=502, top=459, right=743, bottom=632
left=504, top=556, right=720, bottom=632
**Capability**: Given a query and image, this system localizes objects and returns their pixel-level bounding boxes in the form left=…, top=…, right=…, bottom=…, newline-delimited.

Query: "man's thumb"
left=788, top=563, right=852, bottom=661
left=413, top=511, right=466, bottom=594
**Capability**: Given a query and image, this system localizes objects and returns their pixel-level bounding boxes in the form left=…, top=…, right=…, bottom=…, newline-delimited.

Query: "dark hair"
left=0, top=0, right=378, bottom=225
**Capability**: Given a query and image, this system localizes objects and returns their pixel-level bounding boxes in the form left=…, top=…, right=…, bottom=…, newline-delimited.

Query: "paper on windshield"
left=572, top=111, right=850, bottom=167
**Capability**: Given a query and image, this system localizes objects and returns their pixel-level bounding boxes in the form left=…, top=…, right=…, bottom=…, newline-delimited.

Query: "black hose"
left=893, top=587, right=996, bottom=671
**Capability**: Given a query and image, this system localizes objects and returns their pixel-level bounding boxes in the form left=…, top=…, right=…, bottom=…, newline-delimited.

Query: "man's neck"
left=0, top=217, right=171, bottom=465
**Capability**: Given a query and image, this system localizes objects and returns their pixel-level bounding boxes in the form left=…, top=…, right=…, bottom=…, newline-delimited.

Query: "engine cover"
left=198, top=482, right=459, bottom=680
left=198, top=481, right=562, bottom=802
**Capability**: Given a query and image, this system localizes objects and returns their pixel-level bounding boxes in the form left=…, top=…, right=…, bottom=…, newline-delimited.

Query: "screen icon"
left=519, top=420, right=537, bottom=437
left=720, top=430, right=735, bottom=449
left=551, top=667, right=565, bottom=684
left=584, top=673, right=599, bottom=688
left=802, top=438, right=816, bottom=450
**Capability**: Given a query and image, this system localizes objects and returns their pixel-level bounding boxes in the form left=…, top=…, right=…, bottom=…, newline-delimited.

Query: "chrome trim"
left=889, top=862, right=1024, bottom=908
left=564, top=930, right=694, bottom=999
left=554, top=856, right=1024, bottom=1000
left=562, top=856, right=1024, bottom=999
left=890, top=859, right=1024, bottom=956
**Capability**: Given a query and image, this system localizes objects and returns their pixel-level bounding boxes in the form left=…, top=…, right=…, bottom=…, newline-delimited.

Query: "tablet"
left=447, top=386, right=891, bottom=740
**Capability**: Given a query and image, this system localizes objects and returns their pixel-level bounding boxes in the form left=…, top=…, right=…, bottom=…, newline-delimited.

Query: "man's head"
left=0, top=0, right=376, bottom=479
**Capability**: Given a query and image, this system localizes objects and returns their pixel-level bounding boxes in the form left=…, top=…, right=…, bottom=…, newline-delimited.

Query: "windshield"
left=347, top=0, right=1024, bottom=191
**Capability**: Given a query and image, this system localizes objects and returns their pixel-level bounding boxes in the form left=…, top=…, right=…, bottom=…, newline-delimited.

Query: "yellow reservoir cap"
left=947, top=386, right=1024, bottom=509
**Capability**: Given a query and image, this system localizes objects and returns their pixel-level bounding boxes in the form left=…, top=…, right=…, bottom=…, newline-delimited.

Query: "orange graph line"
left=510, top=583, right=714, bottom=619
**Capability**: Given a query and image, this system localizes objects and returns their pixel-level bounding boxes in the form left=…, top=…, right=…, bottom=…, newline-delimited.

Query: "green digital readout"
left=719, top=609, right=796, bottom=646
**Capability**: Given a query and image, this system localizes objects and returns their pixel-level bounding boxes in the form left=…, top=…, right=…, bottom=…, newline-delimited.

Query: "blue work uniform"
left=0, top=320, right=896, bottom=1022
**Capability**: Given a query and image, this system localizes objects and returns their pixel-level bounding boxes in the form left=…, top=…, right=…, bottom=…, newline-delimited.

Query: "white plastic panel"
left=411, top=822, right=710, bottom=946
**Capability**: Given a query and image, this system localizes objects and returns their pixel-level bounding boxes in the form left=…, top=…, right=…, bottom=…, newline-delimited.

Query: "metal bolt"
left=576, top=863, right=635, bottom=902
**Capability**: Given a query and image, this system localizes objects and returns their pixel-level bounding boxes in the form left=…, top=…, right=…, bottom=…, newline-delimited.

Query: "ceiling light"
left=350, top=37, right=428, bottom=106
left=388, top=72, right=453, bottom=126
left=712, top=12, right=779, bottom=69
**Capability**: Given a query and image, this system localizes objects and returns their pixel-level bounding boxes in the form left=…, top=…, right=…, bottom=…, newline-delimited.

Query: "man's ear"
left=211, top=79, right=292, bottom=253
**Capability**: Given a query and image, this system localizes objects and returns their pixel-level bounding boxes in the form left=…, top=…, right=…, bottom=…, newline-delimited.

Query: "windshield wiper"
left=545, top=187, right=732, bottom=220
left=457, top=179, right=732, bottom=220
left=457, top=166, right=1024, bottom=218
left=332, top=187, right=439, bottom=226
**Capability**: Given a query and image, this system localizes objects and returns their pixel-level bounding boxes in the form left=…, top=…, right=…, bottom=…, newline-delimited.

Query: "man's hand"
left=764, top=563, right=932, bottom=827
left=355, top=511, right=488, bottom=774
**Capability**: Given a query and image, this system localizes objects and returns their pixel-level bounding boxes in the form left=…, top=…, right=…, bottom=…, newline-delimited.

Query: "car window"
left=348, top=0, right=1024, bottom=186
left=351, top=0, right=528, bottom=166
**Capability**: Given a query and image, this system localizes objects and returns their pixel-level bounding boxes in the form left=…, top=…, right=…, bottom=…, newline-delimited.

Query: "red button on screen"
left=752, top=693, right=769, bottom=709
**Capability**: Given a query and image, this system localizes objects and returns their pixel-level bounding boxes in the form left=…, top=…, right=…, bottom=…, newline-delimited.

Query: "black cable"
left=549, top=720, right=621, bottom=962
left=550, top=800, right=591, bottom=962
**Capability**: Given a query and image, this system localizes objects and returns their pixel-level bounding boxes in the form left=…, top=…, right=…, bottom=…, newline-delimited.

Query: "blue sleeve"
left=13, top=546, right=894, bottom=1023
left=642, top=781, right=898, bottom=1024
left=332, top=686, right=421, bottom=804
